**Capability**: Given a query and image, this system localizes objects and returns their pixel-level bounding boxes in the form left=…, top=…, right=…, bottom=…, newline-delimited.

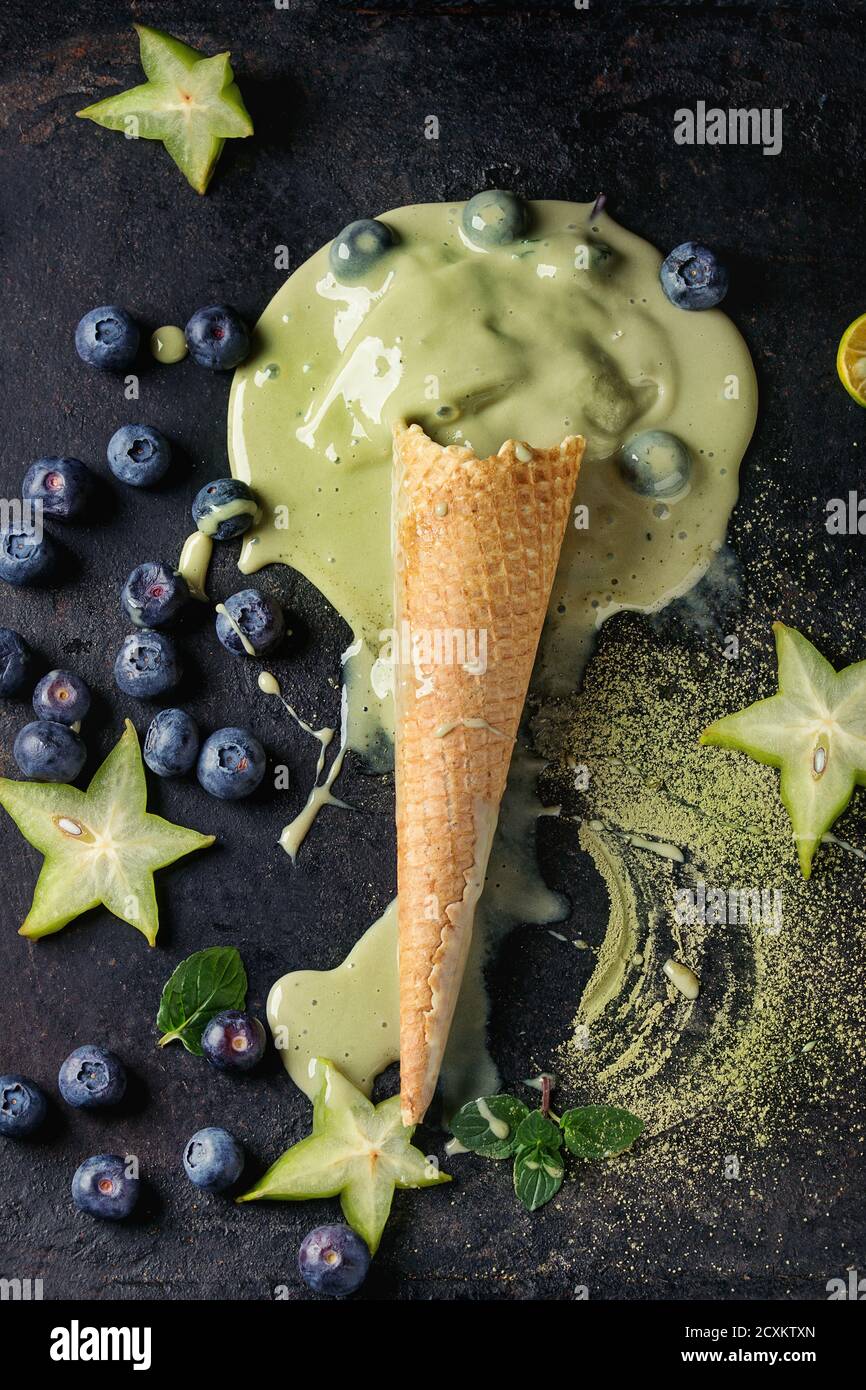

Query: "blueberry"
left=22, top=458, right=93, bottom=520
left=144, top=708, right=200, bottom=778
left=58, top=1045, right=127, bottom=1109
left=32, top=670, right=91, bottom=725
left=191, top=478, right=259, bottom=541
left=75, top=305, right=140, bottom=371
left=0, top=628, right=33, bottom=697
left=201, top=1010, right=267, bottom=1071
left=107, top=424, right=172, bottom=487
left=329, top=219, right=396, bottom=282
left=660, top=242, right=729, bottom=310
left=0, top=1074, right=48, bottom=1138
left=619, top=430, right=693, bottom=499
left=182, top=1127, right=245, bottom=1191
left=196, top=728, right=266, bottom=800
left=114, top=631, right=181, bottom=699
left=216, top=588, right=284, bottom=657
left=121, top=562, right=189, bottom=628
left=72, top=1154, right=140, bottom=1220
left=185, top=305, right=250, bottom=371
left=462, top=190, right=528, bottom=247
left=0, top=527, right=58, bottom=587
left=14, top=721, right=86, bottom=782
left=298, top=1224, right=370, bottom=1298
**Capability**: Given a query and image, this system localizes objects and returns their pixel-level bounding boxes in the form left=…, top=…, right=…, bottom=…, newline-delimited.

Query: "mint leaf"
left=513, top=1145, right=564, bottom=1212
left=514, top=1110, right=561, bottom=1152
left=560, top=1105, right=644, bottom=1160
left=511, top=1110, right=564, bottom=1212
left=451, top=1095, right=530, bottom=1159
left=156, top=945, right=247, bottom=1053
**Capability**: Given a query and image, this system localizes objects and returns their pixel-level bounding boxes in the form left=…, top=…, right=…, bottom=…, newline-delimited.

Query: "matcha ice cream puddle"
left=228, top=197, right=757, bottom=1114
left=229, top=198, right=756, bottom=758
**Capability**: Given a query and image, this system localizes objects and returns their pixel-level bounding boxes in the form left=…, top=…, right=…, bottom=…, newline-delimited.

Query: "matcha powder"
left=532, top=609, right=866, bottom=1152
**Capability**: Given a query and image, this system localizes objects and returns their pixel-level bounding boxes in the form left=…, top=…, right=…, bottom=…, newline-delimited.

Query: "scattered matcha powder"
left=532, top=610, right=866, bottom=1153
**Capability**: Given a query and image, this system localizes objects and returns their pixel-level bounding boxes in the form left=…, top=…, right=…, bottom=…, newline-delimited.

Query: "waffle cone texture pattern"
left=392, top=422, right=584, bottom=1123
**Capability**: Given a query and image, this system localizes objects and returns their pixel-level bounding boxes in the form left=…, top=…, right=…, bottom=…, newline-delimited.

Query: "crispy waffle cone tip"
left=392, top=422, right=583, bottom=1124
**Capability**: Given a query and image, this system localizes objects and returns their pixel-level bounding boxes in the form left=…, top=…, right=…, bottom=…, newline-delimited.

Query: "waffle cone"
left=393, top=422, right=583, bottom=1123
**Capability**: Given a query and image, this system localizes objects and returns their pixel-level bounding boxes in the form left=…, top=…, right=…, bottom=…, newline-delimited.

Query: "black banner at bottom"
left=5, top=1295, right=860, bottom=1374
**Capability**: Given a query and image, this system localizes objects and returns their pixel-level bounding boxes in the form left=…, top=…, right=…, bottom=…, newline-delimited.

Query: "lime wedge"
left=836, top=313, right=866, bottom=406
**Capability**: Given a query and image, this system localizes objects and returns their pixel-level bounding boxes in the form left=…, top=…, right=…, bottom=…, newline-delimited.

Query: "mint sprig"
left=513, top=1111, right=564, bottom=1211
left=449, top=1094, right=529, bottom=1159
left=450, top=1075, right=642, bottom=1213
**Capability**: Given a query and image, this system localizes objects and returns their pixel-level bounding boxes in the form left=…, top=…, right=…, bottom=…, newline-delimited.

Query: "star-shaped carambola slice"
left=76, top=25, right=253, bottom=194
left=237, top=1058, right=451, bottom=1254
left=0, top=720, right=214, bottom=945
left=701, top=622, right=866, bottom=878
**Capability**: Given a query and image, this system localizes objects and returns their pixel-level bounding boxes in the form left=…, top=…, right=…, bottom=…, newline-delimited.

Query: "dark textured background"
left=0, top=0, right=864, bottom=1301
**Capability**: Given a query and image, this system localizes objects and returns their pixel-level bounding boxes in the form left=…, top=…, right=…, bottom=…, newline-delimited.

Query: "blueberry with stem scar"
left=121, top=562, right=189, bottom=628
left=216, top=589, right=284, bottom=657
left=183, top=1127, right=245, bottom=1191
left=107, top=424, right=171, bottom=487
left=58, top=1045, right=127, bottom=1109
left=0, top=528, right=58, bottom=587
left=23, top=458, right=93, bottom=520
left=114, top=630, right=181, bottom=698
left=201, top=1010, right=266, bottom=1070
left=197, top=728, right=266, bottom=800
left=185, top=305, right=250, bottom=370
left=298, top=1224, right=371, bottom=1298
left=32, top=670, right=91, bottom=725
left=0, top=1075, right=48, bottom=1137
left=72, top=1154, right=140, bottom=1220
left=660, top=242, right=728, bottom=310
left=75, top=306, right=139, bottom=371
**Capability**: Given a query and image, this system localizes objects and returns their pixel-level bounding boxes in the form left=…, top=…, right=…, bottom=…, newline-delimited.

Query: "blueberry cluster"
left=1, top=633, right=93, bottom=782
left=112, top=475, right=281, bottom=800
left=142, top=709, right=267, bottom=802
left=113, top=557, right=271, bottom=801
left=75, top=303, right=250, bottom=374
left=0, top=455, right=97, bottom=590
left=0, top=429, right=182, bottom=596
left=0, top=295, right=371, bottom=1295
left=2, top=1027, right=267, bottom=1219
left=0, top=299, right=250, bottom=602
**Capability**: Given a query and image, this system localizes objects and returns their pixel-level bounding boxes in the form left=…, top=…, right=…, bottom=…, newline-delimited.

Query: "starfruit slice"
left=0, top=720, right=214, bottom=944
left=237, top=1058, right=451, bottom=1254
left=701, top=622, right=866, bottom=878
left=76, top=25, right=253, bottom=194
